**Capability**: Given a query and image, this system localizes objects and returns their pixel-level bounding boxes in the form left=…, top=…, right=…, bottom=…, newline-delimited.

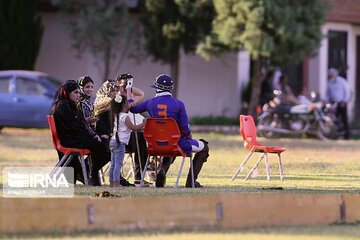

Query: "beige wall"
left=35, top=12, right=241, bottom=118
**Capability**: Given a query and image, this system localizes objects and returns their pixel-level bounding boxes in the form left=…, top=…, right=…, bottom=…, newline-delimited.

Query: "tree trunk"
left=170, top=48, right=180, bottom=98
left=248, top=59, right=262, bottom=119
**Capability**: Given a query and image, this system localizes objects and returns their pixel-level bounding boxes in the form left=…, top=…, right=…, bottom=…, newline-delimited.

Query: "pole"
left=133, top=113, right=143, bottom=178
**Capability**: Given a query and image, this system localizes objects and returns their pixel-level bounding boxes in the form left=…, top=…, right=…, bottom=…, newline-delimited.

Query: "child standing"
left=109, top=87, right=146, bottom=187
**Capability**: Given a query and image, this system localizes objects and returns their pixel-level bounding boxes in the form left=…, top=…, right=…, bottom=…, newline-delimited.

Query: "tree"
left=140, top=0, right=214, bottom=97
left=198, top=0, right=327, bottom=117
left=0, top=0, right=43, bottom=70
left=52, top=0, right=141, bottom=82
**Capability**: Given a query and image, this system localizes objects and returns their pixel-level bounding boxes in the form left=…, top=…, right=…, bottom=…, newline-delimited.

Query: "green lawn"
left=1, top=128, right=360, bottom=197
left=3, top=225, right=360, bottom=240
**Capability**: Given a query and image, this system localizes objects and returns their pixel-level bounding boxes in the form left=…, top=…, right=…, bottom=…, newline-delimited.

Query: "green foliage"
left=141, top=0, right=215, bottom=64
left=199, top=0, right=328, bottom=67
left=198, top=0, right=328, bottom=117
left=52, top=0, right=141, bottom=81
left=190, top=115, right=238, bottom=125
left=0, top=0, right=43, bottom=70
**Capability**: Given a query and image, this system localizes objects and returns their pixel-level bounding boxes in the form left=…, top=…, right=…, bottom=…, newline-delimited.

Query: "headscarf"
left=77, top=76, right=94, bottom=115
left=51, top=80, right=79, bottom=113
left=93, top=79, right=119, bottom=116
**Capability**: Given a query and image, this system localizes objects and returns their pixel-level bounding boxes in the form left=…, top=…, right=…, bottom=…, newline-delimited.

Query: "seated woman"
left=77, top=76, right=98, bottom=130
left=93, top=79, right=135, bottom=187
left=53, top=80, right=109, bottom=186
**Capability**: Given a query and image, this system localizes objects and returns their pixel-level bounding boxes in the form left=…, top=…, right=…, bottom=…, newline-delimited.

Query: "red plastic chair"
left=140, top=118, right=195, bottom=188
left=231, top=115, right=286, bottom=181
left=47, top=115, right=91, bottom=185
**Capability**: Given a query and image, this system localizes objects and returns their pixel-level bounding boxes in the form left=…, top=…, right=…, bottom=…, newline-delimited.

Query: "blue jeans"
left=109, top=138, right=125, bottom=182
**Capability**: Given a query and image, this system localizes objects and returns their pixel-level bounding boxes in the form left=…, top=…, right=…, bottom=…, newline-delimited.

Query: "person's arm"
left=131, top=87, right=144, bottom=103
left=342, top=78, right=351, bottom=103
left=130, top=100, right=149, bottom=114
left=126, top=84, right=136, bottom=108
left=177, top=100, right=192, bottom=138
left=124, top=116, right=146, bottom=131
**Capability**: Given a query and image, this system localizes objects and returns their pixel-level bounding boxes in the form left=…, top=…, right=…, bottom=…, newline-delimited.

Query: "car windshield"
left=40, top=76, right=62, bottom=90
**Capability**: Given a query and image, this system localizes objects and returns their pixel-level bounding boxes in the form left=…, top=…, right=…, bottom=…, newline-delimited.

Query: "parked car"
left=0, top=70, right=62, bottom=130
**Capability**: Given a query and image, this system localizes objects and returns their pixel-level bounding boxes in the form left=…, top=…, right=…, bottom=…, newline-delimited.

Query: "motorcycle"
left=323, top=102, right=346, bottom=139
left=257, top=91, right=337, bottom=140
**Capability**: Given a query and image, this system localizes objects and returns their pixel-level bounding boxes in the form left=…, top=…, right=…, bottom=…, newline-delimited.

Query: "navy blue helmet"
left=150, top=74, right=174, bottom=91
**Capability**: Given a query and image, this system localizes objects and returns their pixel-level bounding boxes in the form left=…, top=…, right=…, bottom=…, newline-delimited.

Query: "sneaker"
left=120, top=177, right=135, bottom=187
left=185, top=180, right=203, bottom=188
left=134, top=179, right=152, bottom=187
left=156, top=169, right=166, bottom=187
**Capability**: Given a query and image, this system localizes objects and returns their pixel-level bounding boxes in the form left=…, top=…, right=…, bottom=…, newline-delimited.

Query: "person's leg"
left=132, top=132, right=148, bottom=181
left=56, top=150, right=83, bottom=184
left=337, top=104, right=350, bottom=139
left=185, top=139, right=209, bottom=188
left=83, top=138, right=109, bottom=186
left=155, top=157, right=175, bottom=187
left=108, top=139, right=116, bottom=186
left=113, top=143, right=125, bottom=187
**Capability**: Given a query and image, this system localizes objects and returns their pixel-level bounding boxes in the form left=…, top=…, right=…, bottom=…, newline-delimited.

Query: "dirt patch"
left=93, top=191, right=121, bottom=198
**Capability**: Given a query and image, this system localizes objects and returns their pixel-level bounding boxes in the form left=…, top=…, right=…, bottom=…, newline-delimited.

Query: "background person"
left=277, top=75, right=300, bottom=105
left=324, top=68, right=351, bottom=139
left=259, top=71, right=275, bottom=107
left=130, top=74, right=210, bottom=188
left=53, top=80, right=109, bottom=186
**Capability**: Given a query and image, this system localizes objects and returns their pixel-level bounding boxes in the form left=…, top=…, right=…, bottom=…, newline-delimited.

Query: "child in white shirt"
left=109, top=89, right=146, bottom=187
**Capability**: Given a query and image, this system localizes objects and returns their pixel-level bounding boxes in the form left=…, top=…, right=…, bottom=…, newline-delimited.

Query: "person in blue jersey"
left=130, top=74, right=209, bottom=188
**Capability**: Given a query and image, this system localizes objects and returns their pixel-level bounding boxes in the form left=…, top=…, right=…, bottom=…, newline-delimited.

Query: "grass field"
left=2, top=225, right=360, bottom=240
left=1, top=127, right=359, bottom=197
left=1, top=128, right=360, bottom=239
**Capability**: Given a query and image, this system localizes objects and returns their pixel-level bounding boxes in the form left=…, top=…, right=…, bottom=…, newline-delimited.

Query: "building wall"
left=34, top=12, right=241, bottom=118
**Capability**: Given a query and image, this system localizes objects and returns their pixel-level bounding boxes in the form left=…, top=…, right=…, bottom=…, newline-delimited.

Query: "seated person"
left=278, top=75, right=300, bottom=105
left=53, top=80, right=109, bottom=186
left=130, top=74, right=210, bottom=188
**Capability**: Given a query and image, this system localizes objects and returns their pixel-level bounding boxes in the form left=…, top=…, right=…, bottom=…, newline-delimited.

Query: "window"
left=0, top=76, right=11, bottom=93
left=328, top=31, right=347, bottom=78
left=40, top=76, right=62, bottom=90
left=16, top=77, right=47, bottom=96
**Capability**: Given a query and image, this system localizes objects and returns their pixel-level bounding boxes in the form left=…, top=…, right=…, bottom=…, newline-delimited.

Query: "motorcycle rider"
left=324, top=68, right=351, bottom=139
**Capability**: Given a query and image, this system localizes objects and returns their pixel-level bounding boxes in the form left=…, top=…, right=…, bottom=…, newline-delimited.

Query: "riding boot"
left=186, top=139, right=209, bottom=188
left=156, top=157, right=175, bottom=187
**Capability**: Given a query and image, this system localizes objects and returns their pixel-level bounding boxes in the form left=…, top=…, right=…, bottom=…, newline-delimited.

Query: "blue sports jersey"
left=130, top=93, right=194, bottom=155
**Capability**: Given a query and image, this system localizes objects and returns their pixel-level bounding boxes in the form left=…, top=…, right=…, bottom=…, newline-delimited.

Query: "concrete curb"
left=1, top=193, right=359, bottom=234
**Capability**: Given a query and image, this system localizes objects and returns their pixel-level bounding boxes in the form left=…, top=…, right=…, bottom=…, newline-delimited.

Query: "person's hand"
left=126, top=77, right=133, bottom=89
left=86, top=116, right=99, bottom=124
left=93, top=135, right=101, bottom=142
left=101, top=134, right=109, bottom=139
